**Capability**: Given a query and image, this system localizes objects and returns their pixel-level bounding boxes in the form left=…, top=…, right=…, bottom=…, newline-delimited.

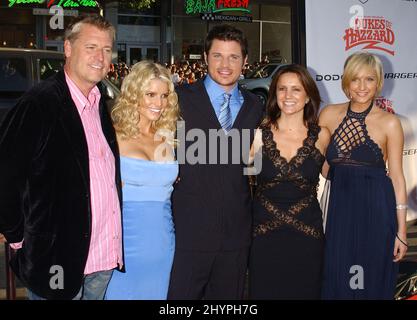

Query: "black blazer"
left=0, top=71, right=122, bottom=299
left=172, top=79, right=263, bottom=251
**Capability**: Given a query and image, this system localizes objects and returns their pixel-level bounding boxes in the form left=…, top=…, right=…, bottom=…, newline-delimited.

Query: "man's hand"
left=0, top=233, right=6, bottom=243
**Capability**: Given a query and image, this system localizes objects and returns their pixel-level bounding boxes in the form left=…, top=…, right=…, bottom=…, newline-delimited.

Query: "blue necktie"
left=219, top=93, right=232, bottom=133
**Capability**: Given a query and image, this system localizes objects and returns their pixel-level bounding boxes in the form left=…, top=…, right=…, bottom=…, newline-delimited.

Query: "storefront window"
left=171, top=0, right=291, bottom=64
left=260, top=4, right=290, bottom=22
left=0, top=9, right=36, bottom=48
left=146, top=48, right=159, bottom=61
left=262, top=21, right=291, bottom=63
left=260, top=5, right=291, bottom=63
left=173, top=16, right=206, bottom=62
left=118, top=15, right=161, bottom=26
left=118, top=0, right=162, bottom=15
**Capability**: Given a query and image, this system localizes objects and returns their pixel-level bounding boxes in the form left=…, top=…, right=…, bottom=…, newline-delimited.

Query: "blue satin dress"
left=105, top=156, right=178, bottom=300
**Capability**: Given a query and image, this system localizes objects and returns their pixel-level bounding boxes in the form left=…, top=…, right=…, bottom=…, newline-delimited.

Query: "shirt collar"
left=204, top=74, right=240, bottom=102
left=64, top=71, right=101, bottom=113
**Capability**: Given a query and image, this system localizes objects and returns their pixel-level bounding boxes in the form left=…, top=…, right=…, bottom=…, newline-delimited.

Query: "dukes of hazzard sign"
left=343, top=16, right=395, bottom=55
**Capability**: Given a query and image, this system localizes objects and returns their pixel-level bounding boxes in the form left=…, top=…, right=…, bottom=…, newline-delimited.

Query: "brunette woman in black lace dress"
left=248, top=64, right=330, bottom=299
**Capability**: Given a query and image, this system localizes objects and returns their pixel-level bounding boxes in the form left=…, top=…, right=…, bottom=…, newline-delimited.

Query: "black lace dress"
left=321, top=102, right=398, bottom=299
left=248, top=123, right=325, bottom=299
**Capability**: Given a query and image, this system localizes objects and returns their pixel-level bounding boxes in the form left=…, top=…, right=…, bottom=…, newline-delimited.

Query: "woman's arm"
left=246, top=127, right=264, bottom=177
left=316, top=126, right=331, bottom=178
left=248, top=127, right=263, bottom=165
left=386, top=115, right=408, bottom=262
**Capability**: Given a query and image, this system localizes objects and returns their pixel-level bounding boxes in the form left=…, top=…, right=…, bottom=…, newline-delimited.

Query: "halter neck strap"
left=347, top=100, right=374, bottom=120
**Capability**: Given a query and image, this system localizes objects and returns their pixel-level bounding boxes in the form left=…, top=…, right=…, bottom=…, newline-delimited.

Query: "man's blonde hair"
left=65, top=15, right=116, bottom=43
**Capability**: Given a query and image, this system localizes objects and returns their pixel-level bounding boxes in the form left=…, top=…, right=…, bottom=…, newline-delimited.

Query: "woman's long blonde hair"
left=111, top=60, right=180, bottom=144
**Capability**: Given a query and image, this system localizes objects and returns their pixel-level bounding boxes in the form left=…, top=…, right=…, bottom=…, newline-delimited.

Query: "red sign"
left=185, top=0, right=251, bottom=14
left=343, top=17, right=395, bottom=56
left=375, top=96, right=395, bottom=114
left=216, top=0, right=249, bottom=9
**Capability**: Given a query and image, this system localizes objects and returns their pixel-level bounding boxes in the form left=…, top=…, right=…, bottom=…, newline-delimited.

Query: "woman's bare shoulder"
left=374, top=107, right=401, bottom=127
left=319, top=102, right=348, bottom=125
left=384, top=112, right=402, bottom=132
left=320, top=102, right=348, bottom=115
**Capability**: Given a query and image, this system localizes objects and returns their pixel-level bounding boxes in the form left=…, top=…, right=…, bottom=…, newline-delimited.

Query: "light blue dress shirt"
left=204, top=74, right=244, bottom=126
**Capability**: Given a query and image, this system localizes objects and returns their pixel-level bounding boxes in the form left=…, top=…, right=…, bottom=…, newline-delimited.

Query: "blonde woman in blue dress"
left=105, top=61, right=180, bottom=299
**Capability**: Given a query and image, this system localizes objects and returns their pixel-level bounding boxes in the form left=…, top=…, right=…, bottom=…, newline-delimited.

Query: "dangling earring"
left=305, top=98, right=310, bottom=105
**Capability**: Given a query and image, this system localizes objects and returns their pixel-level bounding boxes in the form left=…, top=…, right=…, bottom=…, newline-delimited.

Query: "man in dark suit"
left=168, top=25, right=264, bottom=299
left=0, top=15, right=122, bottom=300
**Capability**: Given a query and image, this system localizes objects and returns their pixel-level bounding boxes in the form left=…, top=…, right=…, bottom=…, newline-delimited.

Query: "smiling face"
left=138, top=78, right=169, bottom=125
left=64, top=24, right=113, bottom=96
left=204, top=39, right=247, bottom=92
left=348, top=66, right=378, bottom=107
left=276, top=72, right=309, bottom=116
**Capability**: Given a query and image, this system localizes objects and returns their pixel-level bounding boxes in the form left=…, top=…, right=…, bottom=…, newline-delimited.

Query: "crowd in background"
left=106, top=56, right=271, bottom=89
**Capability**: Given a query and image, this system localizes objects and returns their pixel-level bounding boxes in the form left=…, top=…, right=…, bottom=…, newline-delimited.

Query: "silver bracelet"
left=396, top=204, right=408, bottom=210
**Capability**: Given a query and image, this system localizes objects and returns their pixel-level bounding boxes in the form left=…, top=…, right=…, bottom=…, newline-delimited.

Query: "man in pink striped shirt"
left=0, top=15, right=122, bottom=300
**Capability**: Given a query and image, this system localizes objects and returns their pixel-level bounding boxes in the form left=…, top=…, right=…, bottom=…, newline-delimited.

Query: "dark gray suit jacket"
left=172, top=79, right=264, bottom=251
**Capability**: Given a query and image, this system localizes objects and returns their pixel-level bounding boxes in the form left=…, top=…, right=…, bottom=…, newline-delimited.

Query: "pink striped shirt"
left=65, top=72, right=123, bottom=274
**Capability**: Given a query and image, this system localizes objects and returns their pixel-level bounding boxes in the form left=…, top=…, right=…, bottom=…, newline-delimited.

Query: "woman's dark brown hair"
left=264, top=64, right=321, bottom=128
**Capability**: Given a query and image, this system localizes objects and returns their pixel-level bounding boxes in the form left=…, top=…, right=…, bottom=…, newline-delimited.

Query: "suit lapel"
left=55, top=72, right=89, bottom=189
left=232, top=87, right=252, bottom=130
left=191, top=80, right=222, bottom=129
